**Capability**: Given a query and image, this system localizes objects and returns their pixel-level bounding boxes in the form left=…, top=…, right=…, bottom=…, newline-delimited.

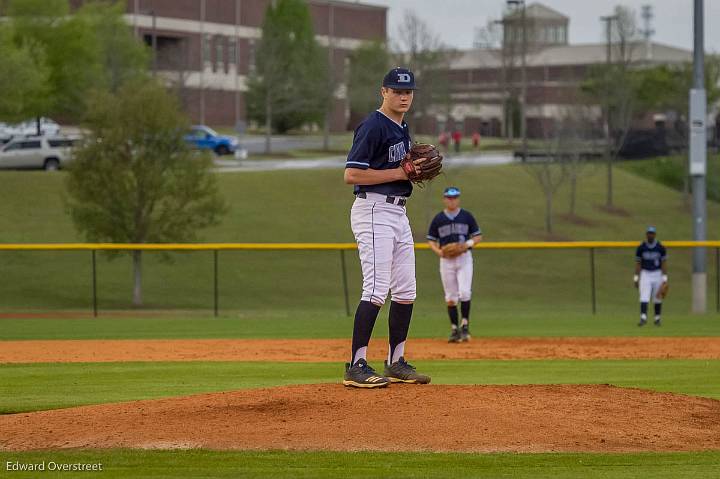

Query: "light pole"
left=600, top=14, right=618, bottom=207
left=144, top=9, right=158, bottom=76
left=507, top=0, right=527, bottom=159
left=690, top=0, right=707, bottom=313
left=152, top=10, right=158, bottom=76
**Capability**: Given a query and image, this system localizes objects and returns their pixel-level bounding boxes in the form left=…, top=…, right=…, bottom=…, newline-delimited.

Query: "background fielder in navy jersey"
left=427, top=210, right=482, bottom=247
left=634, top=226, right=668, bottom=326
left=346, top=110, right=413, bottom=197
left=427, top=187, right=482, bottom=343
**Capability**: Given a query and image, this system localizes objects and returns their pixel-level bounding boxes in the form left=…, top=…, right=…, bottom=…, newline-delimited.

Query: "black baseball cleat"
left=448, top=328, right=462, bottom=343
left=638, top=318, right=647, bottom=327
left=343, top=359, right=390, bottom=388
left=384, top=357, right=431, bottom=384
left=654, top=318, right=661, bottom=326
left=461, top=325, right=471, bottom=342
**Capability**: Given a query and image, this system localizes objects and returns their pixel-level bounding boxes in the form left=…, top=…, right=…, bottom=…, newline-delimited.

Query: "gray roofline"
left=306, top=0, right=388, bottom=12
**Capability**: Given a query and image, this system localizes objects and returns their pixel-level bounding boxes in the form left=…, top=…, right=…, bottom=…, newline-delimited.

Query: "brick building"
left=71, top=0, right=387, bottom=130
left=430, top=3, right=693, bottom=138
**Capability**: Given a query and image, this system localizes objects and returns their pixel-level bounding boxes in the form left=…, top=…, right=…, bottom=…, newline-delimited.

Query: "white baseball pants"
left=351, top=193, right=416, bottom=306
left=639, top=269, right=663, bottom=304
left=440, top=251, right=473, bottom=303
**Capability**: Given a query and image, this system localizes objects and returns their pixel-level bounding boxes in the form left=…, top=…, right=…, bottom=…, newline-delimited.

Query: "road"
left=214, top=151, right=515, bottom=172
left=240, top=135, right=327, bottom=154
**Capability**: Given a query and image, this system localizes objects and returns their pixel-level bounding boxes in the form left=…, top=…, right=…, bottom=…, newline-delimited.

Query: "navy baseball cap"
left=383, top=67, right=417, bottom=90
left=646, top=226, right=657, bottom=233
left=443, top=187, right=461, bottom=197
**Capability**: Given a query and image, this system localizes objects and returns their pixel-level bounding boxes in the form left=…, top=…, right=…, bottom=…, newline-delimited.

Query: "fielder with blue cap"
left=427, top=187, right=483, bottom=342
left=634, top=226, right=668, bottom=326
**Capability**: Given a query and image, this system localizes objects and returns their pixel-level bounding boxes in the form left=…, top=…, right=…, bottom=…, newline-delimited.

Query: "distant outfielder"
left=634, top=226, right=668, bottom=326
left=342, top=67, right=442, bottom=388
left=427, top=187, right=482, bottom=342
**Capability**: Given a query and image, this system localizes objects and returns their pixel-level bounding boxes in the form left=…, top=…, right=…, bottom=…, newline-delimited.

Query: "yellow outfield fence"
left=1, top=241, right=719, bottom=317
left=2, top=240, right=720, bottom=251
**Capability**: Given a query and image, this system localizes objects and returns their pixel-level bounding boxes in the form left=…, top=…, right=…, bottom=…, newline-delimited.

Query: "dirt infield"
left=1, top=384, right=719, bottom=453
left=1, top=337, right=719, bottom=363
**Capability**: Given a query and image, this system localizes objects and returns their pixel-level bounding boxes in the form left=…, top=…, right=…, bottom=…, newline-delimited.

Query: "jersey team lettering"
left=388, top=142, right=407, bottom=163
left=438, top=223, right=470, bottom=239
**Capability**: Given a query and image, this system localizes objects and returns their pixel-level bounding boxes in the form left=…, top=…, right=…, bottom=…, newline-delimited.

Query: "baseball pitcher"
left=342, top=67, right=442, bottom=388
left=634, top=226, right=668, bottom=326
left=427, top=187, right=482, bottom=342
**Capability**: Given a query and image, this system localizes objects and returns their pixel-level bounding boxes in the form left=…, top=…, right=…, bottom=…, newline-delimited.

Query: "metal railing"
left=1, top=241, right=719, bottom=316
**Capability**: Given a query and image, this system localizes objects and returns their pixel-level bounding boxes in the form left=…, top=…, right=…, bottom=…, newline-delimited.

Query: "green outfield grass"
left=1, top=311, right=719, bottom=340
left=0, top=163, right=719, bottom=314
left=1, top=450, right=719, bottom=478
left=1, top=359, right=717, bottom=413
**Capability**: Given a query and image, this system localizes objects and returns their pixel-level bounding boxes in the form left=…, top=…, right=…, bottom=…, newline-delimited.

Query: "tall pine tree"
left=246, top=0, right=330, bottom=151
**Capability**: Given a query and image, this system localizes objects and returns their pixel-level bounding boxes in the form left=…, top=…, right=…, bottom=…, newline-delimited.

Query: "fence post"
left=590, top=247, right=596, bottom=315
left=340, top=249, right=350, bottom=316
left=213, top=250, right=219, bottom=317
left=91, top=249, right=98, bottom=318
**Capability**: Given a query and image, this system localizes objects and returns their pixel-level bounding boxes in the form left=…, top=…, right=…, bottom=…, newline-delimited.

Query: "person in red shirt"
left=472, top=131, right=480, bottom=150
left=452, top=130, right=461, bottom=153
left=438, top=131, right=448, bottom=149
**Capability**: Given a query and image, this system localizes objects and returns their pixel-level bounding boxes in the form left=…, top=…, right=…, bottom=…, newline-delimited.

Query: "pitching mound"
left=2, top=384, right=719, bottom=453
left=2, top=337, right=719, bottom=363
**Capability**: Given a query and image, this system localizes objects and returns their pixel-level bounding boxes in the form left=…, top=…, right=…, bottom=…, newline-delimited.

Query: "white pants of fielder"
left=639, top=269, right=663, bottom=304
left=351, top=193, right=416, bottom=306
left=440, top=251, right=473, bottom=303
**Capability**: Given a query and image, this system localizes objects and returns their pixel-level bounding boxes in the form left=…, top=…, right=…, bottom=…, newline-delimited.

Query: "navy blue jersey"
left=635, top=241, right=667, bottom=271
left=427, top=209, right=482, bottom=247
left=345, top=110, right=413, bottom=197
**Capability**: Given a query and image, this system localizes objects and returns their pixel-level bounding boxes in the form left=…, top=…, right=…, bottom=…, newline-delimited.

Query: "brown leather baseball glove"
left=400, top=143, right=443, bottom=184
left=656, top=282, right=669, bottom=300
left=441, top=242, right=466, bottom=258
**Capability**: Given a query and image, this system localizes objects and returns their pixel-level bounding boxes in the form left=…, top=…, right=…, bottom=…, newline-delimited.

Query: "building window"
left=228, top=37, right=237, bottom=69
left=215, top=38, right=224, bottom=72
left=203, top=34, right=211, bottom=66
left=559, top=27, right=567, bottom=43
left=249, top=39, right=256, bottom=74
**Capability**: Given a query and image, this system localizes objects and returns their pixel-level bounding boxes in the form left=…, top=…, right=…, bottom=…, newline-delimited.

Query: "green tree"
left=634, top=57, right=720, bottom=134
left=65, top=80, right=226, bottom=307
left=77, top=1, right=150, bottom=92
left=246, top=0, right=330, bottom=151
left=6, top=0, right=148, bottom=123
left=348, top=40, right=390, bottom=119
left=0, top=25, right=51, bottom=123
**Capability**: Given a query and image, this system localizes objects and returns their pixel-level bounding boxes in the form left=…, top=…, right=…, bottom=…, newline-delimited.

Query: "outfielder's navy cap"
left=443, top=187, right=461, bottom=197
left=647, top=226, right=657, bottom=233
left=383, top=67, right=417, bottom=90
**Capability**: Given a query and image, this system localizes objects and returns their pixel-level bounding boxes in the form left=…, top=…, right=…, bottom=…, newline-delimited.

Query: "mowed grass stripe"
left=1, top=359, right=718, bottom=414
left=1, top=450, right=719, bottom=478
left=2, top=312, right=720, bottom=340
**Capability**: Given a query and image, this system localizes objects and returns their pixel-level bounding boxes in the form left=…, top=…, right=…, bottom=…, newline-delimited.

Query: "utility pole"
left=323, top=3, right=334, bottom=151
left=690, top=0, right=707, bottom=313
left=640, top=5, right=655, bottom=61
left=151, top=10, right=157, bottom=76
left=508, top=0, right=527, bottom=159
left=600, top=15, right=617, bottom=208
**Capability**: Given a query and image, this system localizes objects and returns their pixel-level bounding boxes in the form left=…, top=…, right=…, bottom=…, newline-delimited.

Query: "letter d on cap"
left=398, top=73, right=411, bottom=83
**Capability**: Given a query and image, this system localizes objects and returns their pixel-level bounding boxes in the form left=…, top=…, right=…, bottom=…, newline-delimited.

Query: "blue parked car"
left=185, top=125, right=239, bottom=156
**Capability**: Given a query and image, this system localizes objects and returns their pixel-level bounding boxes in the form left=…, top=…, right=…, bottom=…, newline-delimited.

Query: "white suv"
left=0, top=136, right=79, bottom=170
